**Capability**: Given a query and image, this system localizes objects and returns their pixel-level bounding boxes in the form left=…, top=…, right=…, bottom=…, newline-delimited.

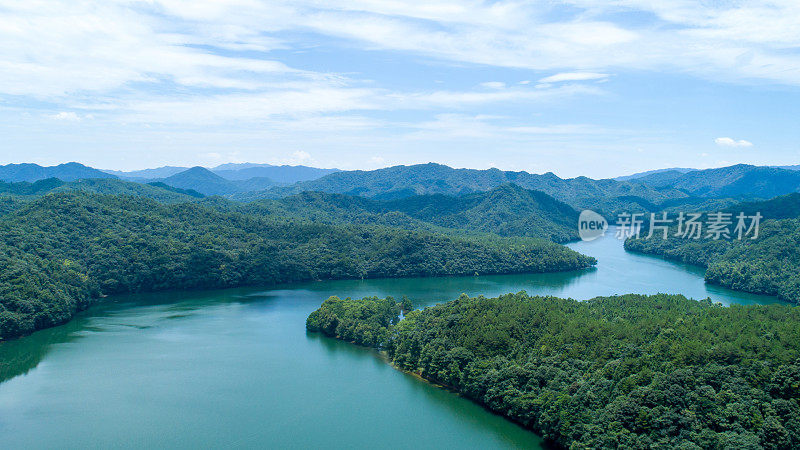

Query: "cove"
left=0, top=233, right=781, bottom=449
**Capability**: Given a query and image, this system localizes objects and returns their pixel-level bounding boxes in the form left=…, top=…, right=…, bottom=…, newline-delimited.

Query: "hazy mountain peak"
left=0, top=162, right=116, bottom=183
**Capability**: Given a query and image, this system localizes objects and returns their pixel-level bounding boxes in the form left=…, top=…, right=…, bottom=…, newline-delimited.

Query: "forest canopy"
left=308, top=293, right=800, bottom=449
left=0, top=192, right=595, bottom=341
left=625, top=195, right=800, bottom=304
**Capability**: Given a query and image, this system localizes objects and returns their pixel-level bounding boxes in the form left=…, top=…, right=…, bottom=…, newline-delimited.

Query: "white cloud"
left=479, top=81, right=506, bottom=89
left=715, top=137, right=753, bottom=147
left=538, top=72, right=609, bottom=83
left=290, top=150, right=313, bottom=164
left=48, top=111, right=81, bottom=121
left=3, top=0, right=800, bottom=105
left=403, top=114, right=613, bottom=141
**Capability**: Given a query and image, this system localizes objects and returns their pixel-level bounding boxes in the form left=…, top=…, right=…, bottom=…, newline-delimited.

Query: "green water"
left=0, top=234, right=781, bottom=449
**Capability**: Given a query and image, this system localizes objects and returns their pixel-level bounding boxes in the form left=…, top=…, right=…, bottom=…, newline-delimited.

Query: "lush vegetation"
left=308, top=293, right=800, bottom=448
left=382, top=184, right=579, bottom=242
left=0, top=162, right=114, bottom=182
left=638, top=164, right=800, bottom=199
left=232, top=184, right=580, bottom=242
left=626, top=193, right=800, bottom=304
left=0, top=192, right=595, bottom=341
left=0, top=177, right=203, bottom=203
left=159, top=166, right=276, bottom=196
left=242, top=162, right=688, bottom=207
left=306, top=296, right=402, bottom=347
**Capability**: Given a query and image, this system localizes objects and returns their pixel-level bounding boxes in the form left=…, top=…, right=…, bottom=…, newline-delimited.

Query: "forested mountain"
left=383, top=184, right=579, bottom=242
left=243, top=163, right=687, bottom=213
left=730, top=192, right=800, bottom=220
left=241, top=163, right=800, bottom=217
left=160, top=167, right=276, bottom=196
left=0, top=192, right=595, bottom=341
left=10, top=162, right=800, bottom=213
left=642, top=164, right=800, bottom=198
left=615, top=167, right=696, bottom=181
left=230, top=184, right=580, bottom=242
left=308, top=293, right=800, bottom=449
left=0, top=162, right=116, bottom=182
left=212, top=164, right=339, bottom=183
left=106, top=163, right=339, bottom=185
left=0, top=178, right=203, bottom=204
left=633, top=169, right=696, bottom=186
left=0, top=178, right=66, bottom=196
left=625, top=193, right=800, bottom=303
left=102, top=166, right=188, bottom=180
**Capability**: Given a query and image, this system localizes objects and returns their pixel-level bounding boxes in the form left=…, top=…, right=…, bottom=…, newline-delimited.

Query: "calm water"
left=0, top=234, right=782, bottom=449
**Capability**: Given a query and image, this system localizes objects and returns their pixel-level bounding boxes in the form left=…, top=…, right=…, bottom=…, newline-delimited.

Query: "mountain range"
left=0, top=162, right=339, bottom=197
left=234, top=184, right=581, bottom=242
left=0, top=162, right=115, bottom=182
left=4, top=161, right=800, bottom=218
left=615, top=167, right=696, bottom=181
left=102, top=162, right=339, bottom=184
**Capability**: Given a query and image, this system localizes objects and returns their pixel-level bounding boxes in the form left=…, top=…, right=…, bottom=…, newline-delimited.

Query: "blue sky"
left=1, top=1, right=799, bottom=178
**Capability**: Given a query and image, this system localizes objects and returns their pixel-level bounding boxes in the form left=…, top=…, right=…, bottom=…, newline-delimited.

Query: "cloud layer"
left=715, top=137, right=754, bottom=148
left=1, top=1, right=798, bottom=175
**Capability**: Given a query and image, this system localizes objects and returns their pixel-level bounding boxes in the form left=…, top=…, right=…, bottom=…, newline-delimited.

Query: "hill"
left=0, top=178, right=203, bottom=204
left=0, top=162, right=116, bottom=182
left=240, top=163, right=687, bottom=216
left=383, top=184, right=579, bottom=242
left=240, top=163, right=800, bottom=216
left=105, top=163, right=339, bottom=185
left=160, top=167, right=276, bottom=196
left=234, top=185, right=580, bottom=242
left=625, top=193, right=800, bottom=303
left=615, top=167, right=696, bottom=181
left=308, top=293, right=800, bottom=449
left=647, top=164, right=800, bottom=198
left=102, top=166, right=188, bottom=180
left=212, top=164, right=339, bottom=183
left=0, top=192, right=596, bottom=341
left=728, top=192, right=800, bottom=220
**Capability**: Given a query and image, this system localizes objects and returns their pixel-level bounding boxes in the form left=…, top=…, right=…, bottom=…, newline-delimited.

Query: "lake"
left=0, top=233, right=782, bottom=449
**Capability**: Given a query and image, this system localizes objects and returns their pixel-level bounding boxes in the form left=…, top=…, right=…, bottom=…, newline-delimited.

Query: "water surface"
left=0, top=234, right=781, bottom=449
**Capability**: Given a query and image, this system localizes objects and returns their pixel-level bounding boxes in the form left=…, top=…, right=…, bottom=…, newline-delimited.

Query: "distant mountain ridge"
left=0, top=177, right=204, bottom=205
left=615, top=167, right=696, bottom=181
left=103, top=166, right=188, bottom=180
left=105, top=162, right=339, bottom=184
left=7, top=161, right=800, bottom=209
left=212, top=165, right=339, bottom=183
left=0, top=162, right=116, bottom=182
left=383, top=184, right=580, bottom=242
left=238, top=163, right=800, bottom=214
left=646, top=164, right=800, bottom=198
left=237, top=184, right=581, bottom=242
left=159, top=167, right=276, bottom=196
left=239, top=163, right=689, bottom=215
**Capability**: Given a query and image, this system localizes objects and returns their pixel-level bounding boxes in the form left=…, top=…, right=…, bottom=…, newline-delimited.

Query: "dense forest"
left=0, top=192, right=595, bottom=341
left=0, top=178, right=204, bottom=205
left=308, top=293, right=800, bottom=449
left=625, top=193, right=800, bottom=304
left=231, top=184, right=581, bottom=242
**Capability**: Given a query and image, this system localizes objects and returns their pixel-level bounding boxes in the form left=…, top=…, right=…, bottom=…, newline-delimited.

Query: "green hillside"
left=0, top=192, right=595, bottom=341
left=233, top=184, right=580, bottom=242
left=161, top=166, right=276, bottom=196
left=238, top=162, right=687, bottom=217
left=625, top=194, right=800, bottom=303
left=0, top=162, right=116, bottom=182
left=0, top=178, right=202, bottom=203
left=308, top=293, right=800, bottom=449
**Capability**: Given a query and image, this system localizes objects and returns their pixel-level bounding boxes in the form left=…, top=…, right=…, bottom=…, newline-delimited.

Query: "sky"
left=1, top=1, right=799, bottom=178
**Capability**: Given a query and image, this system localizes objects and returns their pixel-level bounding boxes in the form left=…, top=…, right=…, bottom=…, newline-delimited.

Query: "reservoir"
left=0, top=233, right=780, bottom=449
